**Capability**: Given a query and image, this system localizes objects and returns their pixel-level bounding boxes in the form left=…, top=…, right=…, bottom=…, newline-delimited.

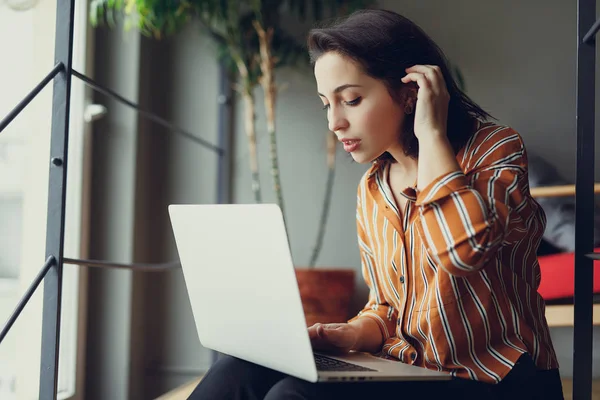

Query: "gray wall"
left=142, top=22, right=222, bottom=395
left=86, top=21, right=142, bottom=400
left=86, top=1, right=598, bottom=398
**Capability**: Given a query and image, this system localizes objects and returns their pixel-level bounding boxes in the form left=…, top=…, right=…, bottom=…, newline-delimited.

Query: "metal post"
left=574, top=0, right=595, bottom=399
left=216, top=62, right=234, bottom=205
left=212, top=63, right=234, bottom=366
left=39, top=0, right=75, bottom=398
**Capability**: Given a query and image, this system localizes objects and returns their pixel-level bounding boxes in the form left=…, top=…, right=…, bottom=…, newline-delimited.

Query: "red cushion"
left=537, top=248, right=600, bottom=300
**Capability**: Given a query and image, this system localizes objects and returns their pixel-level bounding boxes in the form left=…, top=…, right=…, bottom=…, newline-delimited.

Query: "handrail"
left=71, top=69, right=223, bottom=155
left=530, top=183, right=600, bottom=198
left=0, top=255, right=179, bottom=347
left=0, top=65, right=225, bottom=156
left=63, top=257, right=180, bottom=271
left=583, top=17, right=600, bottom=44
left=0, top=256, right=56, bottom=344
left=0, top=63, right=64, bottom=134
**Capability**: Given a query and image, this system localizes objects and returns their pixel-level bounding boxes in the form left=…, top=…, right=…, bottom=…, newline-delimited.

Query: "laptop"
left=168, top=203, right=451, bottom=383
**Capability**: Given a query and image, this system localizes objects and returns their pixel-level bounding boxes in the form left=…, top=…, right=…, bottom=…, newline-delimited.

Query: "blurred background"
left=0, top=0, right=598, bottom=399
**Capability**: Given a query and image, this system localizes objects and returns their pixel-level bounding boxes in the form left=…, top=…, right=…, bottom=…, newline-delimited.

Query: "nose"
left=327, top=107, right=349, bottom=133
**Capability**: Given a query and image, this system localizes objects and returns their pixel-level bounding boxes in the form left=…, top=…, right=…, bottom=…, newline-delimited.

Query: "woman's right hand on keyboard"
left=308, top=323, right=358, bottom=355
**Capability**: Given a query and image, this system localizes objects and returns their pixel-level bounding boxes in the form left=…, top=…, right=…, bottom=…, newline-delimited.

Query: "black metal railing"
left=574, top=0, right=597, bottom=399
left=0, top=63, right=64, bottom=133
left=37, top=1, right=74, bottom=395
left=0, top=256, right=56, bottom=345
left=0, top=1, right=231, bottom=398
left=0, top=0, right=597, bottom=399
left=70, top=69, right=224, bottom=155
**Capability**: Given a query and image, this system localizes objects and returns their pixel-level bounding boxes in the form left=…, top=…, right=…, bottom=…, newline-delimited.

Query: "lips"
left=340, top=139, right=361, bottom=153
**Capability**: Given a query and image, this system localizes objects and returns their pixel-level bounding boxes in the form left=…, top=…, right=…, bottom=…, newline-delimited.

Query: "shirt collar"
left=367, top=159, right=386, bottom=179
left=367, top=159, right=418, bottom=201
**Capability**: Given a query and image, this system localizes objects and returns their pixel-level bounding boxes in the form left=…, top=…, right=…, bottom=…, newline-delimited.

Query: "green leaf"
left=89, top=0, right=377, bottom=75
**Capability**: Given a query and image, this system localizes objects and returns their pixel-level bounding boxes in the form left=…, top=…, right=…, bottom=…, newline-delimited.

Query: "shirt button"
left=410, top=352, right=417, bottom=361
left=399, top=276, right=405, bottom=284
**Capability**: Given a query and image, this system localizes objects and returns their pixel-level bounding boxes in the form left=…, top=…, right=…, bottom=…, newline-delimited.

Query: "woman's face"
left=314, top=52, right=407, bottom=163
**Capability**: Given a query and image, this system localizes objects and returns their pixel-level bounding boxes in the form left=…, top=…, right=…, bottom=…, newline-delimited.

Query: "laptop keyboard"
left=314, top=353, right=377, bottom=372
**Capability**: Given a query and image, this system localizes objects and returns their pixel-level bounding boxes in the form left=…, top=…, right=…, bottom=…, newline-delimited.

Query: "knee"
left=190, top=354, right=292, bottom=400
left=264, top=377, right=321, bottom=400
left=188, top=355, right=266, bottom=399
left=205, top=354, right=261, bottom=383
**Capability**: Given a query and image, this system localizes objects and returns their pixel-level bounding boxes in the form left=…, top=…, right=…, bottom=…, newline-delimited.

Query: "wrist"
left=416, top=130, right=448, bottom=146
left=348, top=317, right=384, bottom=353
left=347, top=321, right=363, bottom=351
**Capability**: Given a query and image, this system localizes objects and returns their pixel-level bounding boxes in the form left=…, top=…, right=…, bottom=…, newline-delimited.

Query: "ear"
left=399, top=83, right=418, bottom=108
left=400, top=82, right=419, bottom=110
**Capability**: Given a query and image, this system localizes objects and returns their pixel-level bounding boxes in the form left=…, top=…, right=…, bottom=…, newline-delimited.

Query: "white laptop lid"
left=168, top=203, right=318, bottom=382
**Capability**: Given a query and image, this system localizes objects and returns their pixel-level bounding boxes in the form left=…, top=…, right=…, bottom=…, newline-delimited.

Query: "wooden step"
left=154, top=377, right=202, bottom=400
left=560, top=378, right=600, bottom=400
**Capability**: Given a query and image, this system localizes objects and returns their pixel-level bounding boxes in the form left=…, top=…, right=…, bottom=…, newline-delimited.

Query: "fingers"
left=401, top=72, right=430, bottom=90
left=308, top=323, right=342, bottom=345
left=309, top=325, right=334, bottom=352
left=308, top=324, right=319, bottom=340
left=317, top=324, right=348, bottom=344
left=402, top=65, right=447, bottom=96
left=405, top=65, right=443, bottom=84
left=308, top=323, right=329, bottom=342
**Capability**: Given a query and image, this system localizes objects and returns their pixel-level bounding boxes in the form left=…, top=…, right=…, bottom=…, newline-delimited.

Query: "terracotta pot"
left=294, top=268, right=355, bottom=327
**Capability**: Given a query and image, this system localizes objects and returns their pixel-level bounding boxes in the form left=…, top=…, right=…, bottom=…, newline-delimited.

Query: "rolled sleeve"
left=414, top=130, right=536, bottom=276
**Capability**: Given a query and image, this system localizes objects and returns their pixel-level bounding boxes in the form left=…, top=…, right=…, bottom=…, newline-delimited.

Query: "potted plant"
left=90, top=0, right=373, bottom=326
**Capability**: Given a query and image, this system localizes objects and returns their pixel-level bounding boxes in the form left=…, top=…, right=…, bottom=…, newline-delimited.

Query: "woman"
left=189, top=9, right=563, bottom=400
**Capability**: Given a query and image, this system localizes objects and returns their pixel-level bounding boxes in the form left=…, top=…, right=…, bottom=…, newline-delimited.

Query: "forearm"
left=414, top=131, right=530, bottom=275
left=415, top=168, right=505, bottom=276
left=349, top=316, right=384, bottom=353
left=417, top=133, right=462, bottom=191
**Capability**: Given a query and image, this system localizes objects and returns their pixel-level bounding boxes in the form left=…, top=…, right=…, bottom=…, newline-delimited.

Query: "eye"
left=322, top=104, right=330, bottom=111
left=344, top=97, right=362, bottom=106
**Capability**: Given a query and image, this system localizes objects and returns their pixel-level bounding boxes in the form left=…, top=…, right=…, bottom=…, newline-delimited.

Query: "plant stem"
left=235, top=54, right=262, bottom=203
left=309, top=131, right=337, bottom=267
left=254, top=20, right=285, bottom=218
left=241, top=89, right=261, bottom=203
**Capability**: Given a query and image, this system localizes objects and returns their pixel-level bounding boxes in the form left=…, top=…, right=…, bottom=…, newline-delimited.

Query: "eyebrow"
left=318, top=84, right=362, bottom=97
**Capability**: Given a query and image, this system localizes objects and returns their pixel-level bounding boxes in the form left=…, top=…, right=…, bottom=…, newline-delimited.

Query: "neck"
left=386, top=145, right=418, bottom=173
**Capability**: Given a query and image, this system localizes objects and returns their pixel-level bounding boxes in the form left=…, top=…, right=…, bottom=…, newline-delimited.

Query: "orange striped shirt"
left=349, top=122, right=559, bottom=383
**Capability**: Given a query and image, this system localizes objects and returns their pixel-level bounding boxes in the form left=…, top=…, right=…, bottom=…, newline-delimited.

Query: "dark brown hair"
left=307, top=9, right=493, bottom=161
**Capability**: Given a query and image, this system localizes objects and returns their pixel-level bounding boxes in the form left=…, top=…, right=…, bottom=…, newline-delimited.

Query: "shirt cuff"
left=348, top=310, right=395, bottom=341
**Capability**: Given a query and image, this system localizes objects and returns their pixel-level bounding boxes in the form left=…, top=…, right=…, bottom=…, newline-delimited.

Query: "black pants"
left=188, top=353, right=564, bottom=400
